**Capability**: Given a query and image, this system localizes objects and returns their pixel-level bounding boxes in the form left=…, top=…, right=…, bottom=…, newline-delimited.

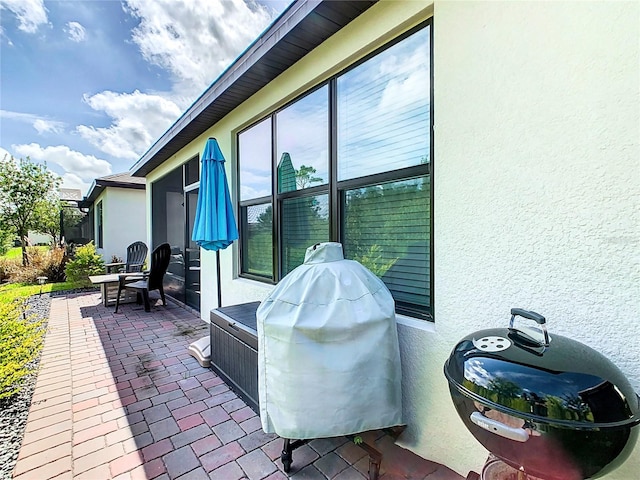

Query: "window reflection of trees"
left=462, top=369, right=597, bottom=423
left=344, top=177, right=430, bottom=309
left=238, top=24, right=432, bottom=318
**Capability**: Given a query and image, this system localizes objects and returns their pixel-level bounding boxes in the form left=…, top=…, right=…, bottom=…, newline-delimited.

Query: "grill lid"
left=444, top=309, right=640, bottom=428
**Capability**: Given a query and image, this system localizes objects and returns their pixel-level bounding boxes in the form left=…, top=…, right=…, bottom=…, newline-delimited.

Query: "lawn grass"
left=0, top=246, right=91, bottom=303
left=3, top=246, right=47, bottom=260
left=0, top=281, right=87, bottom=304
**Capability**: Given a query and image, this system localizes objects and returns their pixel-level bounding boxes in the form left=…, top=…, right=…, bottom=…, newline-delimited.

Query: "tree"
left=295, top=165, right=322, bottom=189
left=33, top=198, right=63, bottom=245
left=0, top=156, right=62, bottom=266
left=33, top=199, right=83, bottom=246
left=0, top=224, right=13, bottom=256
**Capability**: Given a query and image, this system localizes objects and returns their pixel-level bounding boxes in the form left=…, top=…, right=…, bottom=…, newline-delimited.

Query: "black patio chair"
left=115, top=243, right=171, bottom=313
left=123, top=241, right=148, bottom=273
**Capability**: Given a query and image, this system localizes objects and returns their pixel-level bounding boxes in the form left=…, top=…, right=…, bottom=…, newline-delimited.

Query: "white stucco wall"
left=97, top=187, right=147, bottom=263
left=144, top=1, right=639, bottom=477
left=418, top=1, right=639, bottom=477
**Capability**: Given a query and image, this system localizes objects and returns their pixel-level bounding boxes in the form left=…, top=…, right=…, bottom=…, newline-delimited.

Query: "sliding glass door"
left=151, top=157, right=200, bottom=310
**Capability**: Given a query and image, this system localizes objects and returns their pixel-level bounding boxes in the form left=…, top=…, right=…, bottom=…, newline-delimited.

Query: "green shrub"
left=0, top=300, right=44, bottom=400
left=64, top=242, right=104, bottom=286
left=352, top=244, right=396, bottom=277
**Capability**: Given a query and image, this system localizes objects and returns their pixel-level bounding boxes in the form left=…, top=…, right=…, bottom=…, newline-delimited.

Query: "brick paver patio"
left=12, top=291, right=465, bottom=480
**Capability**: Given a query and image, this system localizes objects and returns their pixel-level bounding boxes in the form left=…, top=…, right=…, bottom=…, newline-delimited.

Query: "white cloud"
left=65, top=21, right=86, bottom=42
left=2, top=1, right=282, bottom=167
left=11, top=143, right=112, bottom=181
left=76, top=90, right=182, bottom=160
left=61, top=0, right=280, bottom=163
left=33, top=118, right=65, bottom=135
left=59, top=172, right=90, bottom=195
left=0, top=0, right=48, bottom=34
left=0, top=109, right=66, bottom=136
left=123, top=0, right=274, bottom=103
left=0, top=146, right=13, bottom=161
left=0, top=145, right=91, bottom=195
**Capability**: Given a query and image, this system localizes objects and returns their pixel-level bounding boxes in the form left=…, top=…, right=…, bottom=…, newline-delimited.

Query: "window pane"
left=242, top=203, right=273, bottom=278
left=337, top=27, right=431, bottom=181
left=96, top=202, right=103, bottom=248
left=282, top=194, right=329, bottom=275
left=185, top=157, right=199, bottom=186
left=239, top=118, right=272, bottom=201
left=342, top=177, right=430, bottom=315
left=277, top=86, right=329, bottom=193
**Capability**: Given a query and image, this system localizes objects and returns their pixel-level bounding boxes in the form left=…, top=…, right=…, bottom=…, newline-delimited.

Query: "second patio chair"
left=115, top=243, right=171, bottom=313
left=123, top=241, right=148, bottom=273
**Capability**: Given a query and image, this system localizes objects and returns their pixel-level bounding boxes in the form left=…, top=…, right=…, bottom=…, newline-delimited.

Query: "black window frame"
left=237, top=20, right=434, bottom=320
left=96, top=201, right=103, bottom=249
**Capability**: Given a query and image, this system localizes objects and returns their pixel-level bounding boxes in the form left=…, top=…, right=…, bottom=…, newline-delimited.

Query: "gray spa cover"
left=256, top=242, right=403, bottom=439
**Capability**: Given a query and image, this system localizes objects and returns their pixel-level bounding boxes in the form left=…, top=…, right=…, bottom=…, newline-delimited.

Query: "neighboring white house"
left=26, top=232, right=51, bottom=246
left=79, top=172, right=147, bottom=263
left=128, top=1, right=639, bottom=477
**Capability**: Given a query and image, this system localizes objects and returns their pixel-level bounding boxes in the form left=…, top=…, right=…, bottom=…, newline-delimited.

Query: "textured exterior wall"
left=99, top=188, right=147, bottom=263
left=144, top=0, right=639, bottom=477
left=403, top=1, right=639, bottom=477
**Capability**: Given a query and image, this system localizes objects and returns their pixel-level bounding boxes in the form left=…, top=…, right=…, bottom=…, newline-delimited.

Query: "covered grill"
left=444, top=308, right=640, bottom=480
left=257, top=242, right=403, bottom=472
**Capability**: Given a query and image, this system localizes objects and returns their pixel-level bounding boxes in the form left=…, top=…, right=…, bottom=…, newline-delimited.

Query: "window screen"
left=281, top=194, right=329, bottom=275
left=342, top=177, right=430, bottom=317
left=241, top=203, right=273, bottom=278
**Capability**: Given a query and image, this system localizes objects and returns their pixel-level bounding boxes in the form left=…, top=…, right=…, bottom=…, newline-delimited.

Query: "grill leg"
left=280, top=438, right=309, bottom=473
left=281, top=439, right=292, bottom=473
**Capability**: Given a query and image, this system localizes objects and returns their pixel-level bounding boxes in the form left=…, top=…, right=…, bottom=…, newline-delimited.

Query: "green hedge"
left=0, top=300, right=44, bottom=400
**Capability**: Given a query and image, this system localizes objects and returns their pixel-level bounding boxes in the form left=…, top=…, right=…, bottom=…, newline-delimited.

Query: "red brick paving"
left=12, top=291, right=463, bottom=480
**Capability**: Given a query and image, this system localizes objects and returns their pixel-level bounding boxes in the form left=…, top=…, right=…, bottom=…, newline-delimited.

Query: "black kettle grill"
left=444, top=308, right=640, bottom=480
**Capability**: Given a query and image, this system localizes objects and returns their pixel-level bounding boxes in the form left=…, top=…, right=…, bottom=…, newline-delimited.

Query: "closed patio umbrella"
left=188, top=138, right=238, bottom=367
left=192, top=137, right=238, bottom=307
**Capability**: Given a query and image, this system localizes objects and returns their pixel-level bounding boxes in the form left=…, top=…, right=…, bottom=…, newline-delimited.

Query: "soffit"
left=130, top=0, right=377, bottom=177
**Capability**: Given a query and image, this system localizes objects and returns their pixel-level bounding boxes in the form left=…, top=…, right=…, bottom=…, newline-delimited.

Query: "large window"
left=238, top=23, right=432, bottom=319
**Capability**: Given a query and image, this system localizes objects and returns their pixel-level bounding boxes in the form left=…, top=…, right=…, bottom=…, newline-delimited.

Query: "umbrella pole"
left=216, top=250, right=222, bottom=308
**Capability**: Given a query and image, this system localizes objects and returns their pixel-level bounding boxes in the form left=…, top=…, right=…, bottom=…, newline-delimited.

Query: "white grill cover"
left=257, top=242, right=403, bottom=439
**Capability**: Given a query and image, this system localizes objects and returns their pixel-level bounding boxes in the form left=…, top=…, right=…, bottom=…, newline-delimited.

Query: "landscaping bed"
left=0, top=294, right=50, bottom=480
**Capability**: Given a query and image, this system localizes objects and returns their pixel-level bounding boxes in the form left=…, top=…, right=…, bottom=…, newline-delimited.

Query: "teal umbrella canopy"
left=192, top=138, right=239, bottom=251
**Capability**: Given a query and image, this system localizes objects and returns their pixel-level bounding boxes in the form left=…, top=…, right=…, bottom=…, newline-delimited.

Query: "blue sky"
left=0, top=0, right=291, bottom=195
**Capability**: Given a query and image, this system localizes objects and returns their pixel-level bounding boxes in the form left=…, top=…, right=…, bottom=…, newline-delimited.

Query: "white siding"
left=97, top=187, right=147, bottom=263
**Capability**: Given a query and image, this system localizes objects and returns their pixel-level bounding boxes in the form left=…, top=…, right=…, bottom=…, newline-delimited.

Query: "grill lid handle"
left=509, top=308, right=550, bottom=347
left=469, top=412, right=530, bottom=442
left=510, top=308, right=545, bottom=324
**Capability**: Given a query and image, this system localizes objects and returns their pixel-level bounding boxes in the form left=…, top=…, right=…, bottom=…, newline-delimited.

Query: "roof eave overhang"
left=82, top=180, right=146, bottom=206
left=130, top=0, right=377, bottom=178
